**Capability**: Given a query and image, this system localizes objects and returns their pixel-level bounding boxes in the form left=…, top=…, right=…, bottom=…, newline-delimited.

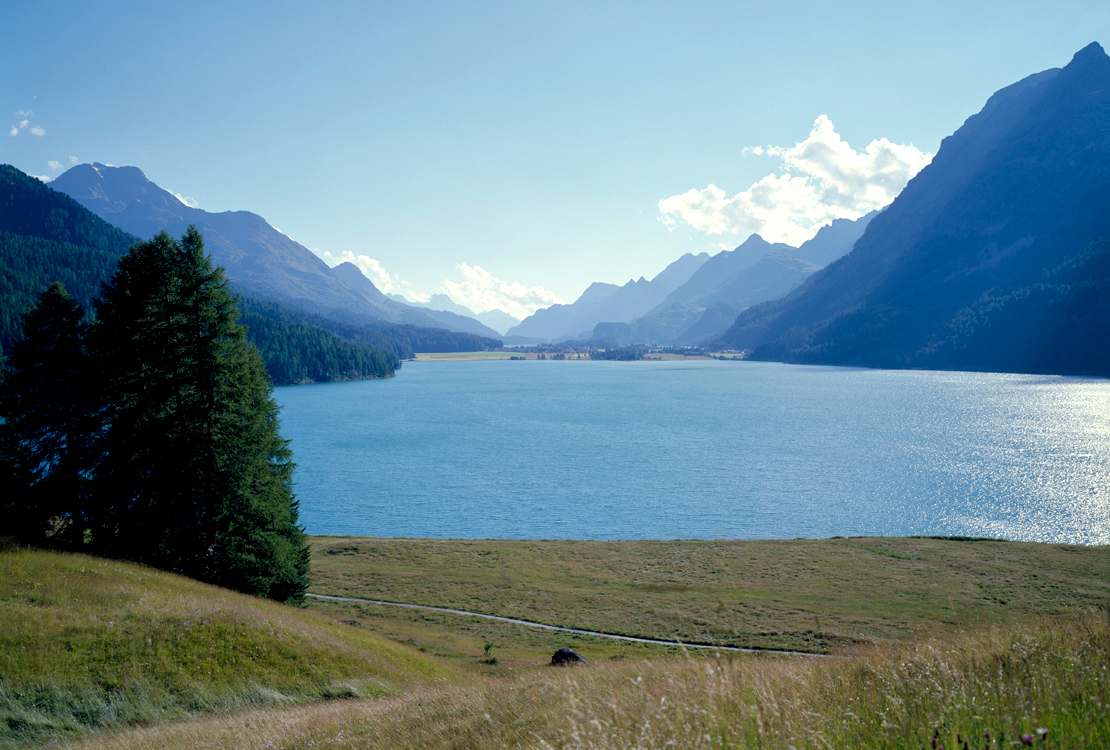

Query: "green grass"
left=307, top=536, right=1110, bottom=654
left=0, top=548, right=449, bottom=748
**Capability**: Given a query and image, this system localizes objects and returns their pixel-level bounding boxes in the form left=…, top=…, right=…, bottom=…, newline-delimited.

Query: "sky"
left=4, top=1, right=1108, bottom=318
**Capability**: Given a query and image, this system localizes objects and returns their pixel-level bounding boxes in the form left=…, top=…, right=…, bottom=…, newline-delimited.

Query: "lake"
left=275, top=360, right=1109, bottom=543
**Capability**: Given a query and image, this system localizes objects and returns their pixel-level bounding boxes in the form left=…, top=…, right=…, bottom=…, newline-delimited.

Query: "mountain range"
left=530, top=212, right=875, bottom=347
left=387, top=291, right=521, bottom=335
left=503, top=251, right=711, bottom=342
left=9, top=42, right=1108, bottom=376
left=48, top=164, right=503, bottom=342
left=715, top=41, right=1110, bottom=376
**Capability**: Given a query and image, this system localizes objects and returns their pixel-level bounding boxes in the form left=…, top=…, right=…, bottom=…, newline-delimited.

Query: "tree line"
left=0, top=228, right=309, bottom=602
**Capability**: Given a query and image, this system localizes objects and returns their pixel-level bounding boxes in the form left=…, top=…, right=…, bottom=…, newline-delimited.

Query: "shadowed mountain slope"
left=715, top=42, right=1110, bottom=375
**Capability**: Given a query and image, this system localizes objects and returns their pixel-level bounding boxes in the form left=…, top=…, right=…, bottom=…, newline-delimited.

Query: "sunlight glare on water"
left=275, top=361, right=1110, bottom=543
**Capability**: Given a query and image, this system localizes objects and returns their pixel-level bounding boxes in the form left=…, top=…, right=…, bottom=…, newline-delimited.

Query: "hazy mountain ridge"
left=715, top=42, right=1110, bottom=375
left=592, top=213, right=874, bottom=346
left=49, top=164, right=503, bottom=342
left=504, top=252, right=710, bottom=342
left=386, top=291, right=522, bottom=335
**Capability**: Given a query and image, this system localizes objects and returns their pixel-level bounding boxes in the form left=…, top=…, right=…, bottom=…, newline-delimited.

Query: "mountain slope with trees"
left=0, top=164, right=404, bottom=383
left=716, top=43, right=1110, bottom=375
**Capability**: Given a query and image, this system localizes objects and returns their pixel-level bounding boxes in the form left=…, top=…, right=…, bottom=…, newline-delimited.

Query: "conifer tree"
left=0, top=282, right=98, bottom=546
left=92, top=227, right=309, bottom=602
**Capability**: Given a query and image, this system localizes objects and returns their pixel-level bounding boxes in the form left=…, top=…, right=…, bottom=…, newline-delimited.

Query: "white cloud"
left=440, top=264, right=561, bottom=319
left=169, top=190, right=199, bottom=208
left=48, top=160, right=63, bottom=171
left=400, top=288, right=429, bottom=304
left=319, top=249, right=399, bottom=293
left=9, top=114, right=46, bottom=137
left=31, top=175, right=52, bottom=182
left=69, top=156, right=79, bottom=165
left=658, top=116, right=933, bottom=246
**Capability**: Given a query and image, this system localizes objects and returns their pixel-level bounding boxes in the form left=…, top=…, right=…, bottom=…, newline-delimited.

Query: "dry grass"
left=61, top=614, right=1110, bottom=749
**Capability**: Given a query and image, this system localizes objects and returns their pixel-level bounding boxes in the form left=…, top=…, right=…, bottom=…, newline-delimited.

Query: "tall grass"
left=264, top=614, right=1107, bottom=749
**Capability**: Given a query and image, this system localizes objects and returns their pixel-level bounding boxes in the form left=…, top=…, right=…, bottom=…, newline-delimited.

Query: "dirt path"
left=307, top=593, right=832, bottom=656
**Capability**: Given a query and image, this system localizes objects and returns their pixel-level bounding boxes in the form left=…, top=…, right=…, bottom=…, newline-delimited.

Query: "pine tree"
left=92, top=227, right=309, bottom=602
left=0, top=282, right=99, bottom=546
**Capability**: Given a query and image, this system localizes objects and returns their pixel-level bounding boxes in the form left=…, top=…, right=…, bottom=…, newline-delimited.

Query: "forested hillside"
left=240, top=295, right=501, bottom=355
left=240, top=304, right=399, bottom=384
left=0, top=165, right=401, bottom=384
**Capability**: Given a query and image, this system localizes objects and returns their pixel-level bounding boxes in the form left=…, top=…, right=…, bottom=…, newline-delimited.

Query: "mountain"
left=504, top=252, right=709, bottom=342
left=0, top=164, right=399, bottom=384
left=474, top=309, right=521, bottom=335
left=716, top=42, right=1110, bottom=376
left=650, top=235, right=795, bottom=314
left=791, top=211, right=879, bottom=267
left=593, top=216, right=873, bottom=346
left=49, top=164, right=502, bottom=342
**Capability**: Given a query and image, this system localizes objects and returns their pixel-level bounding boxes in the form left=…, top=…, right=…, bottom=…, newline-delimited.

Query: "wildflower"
left=1020, top=734, right=1034, bottom=745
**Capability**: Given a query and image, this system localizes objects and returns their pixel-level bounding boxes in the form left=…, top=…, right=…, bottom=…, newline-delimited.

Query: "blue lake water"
left=275, top=360, right=1110, bottom=544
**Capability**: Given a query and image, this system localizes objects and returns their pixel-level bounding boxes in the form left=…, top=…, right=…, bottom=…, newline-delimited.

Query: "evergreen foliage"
left=238, top=296, right=414, bottom=361
left=0, top=282, right=99, bottom=546
left=345, top=316, right=502, bottom=354
left=590, top=346, right=645, bottom=361
left=0, top=228, right=310, bottom=603
left=240, top=307, right=399, bottom=385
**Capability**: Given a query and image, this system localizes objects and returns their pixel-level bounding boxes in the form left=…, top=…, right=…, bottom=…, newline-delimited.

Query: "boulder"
left=551, top=648, right=589, bottom=666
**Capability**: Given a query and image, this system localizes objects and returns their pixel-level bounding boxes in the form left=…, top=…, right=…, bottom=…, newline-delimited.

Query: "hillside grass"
left=0, top=548, right=449, bottom=748
left=64, top=614, right=1110, bottom=749
left=307, top=536, right=1110, bottom=655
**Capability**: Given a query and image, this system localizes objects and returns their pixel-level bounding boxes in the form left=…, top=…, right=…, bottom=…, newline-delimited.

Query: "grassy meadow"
left=3, top=536, right=1108, bottom=748
left=0, top=548, right=448, bottom=748
left=306, top=536, right=1110, bottom=656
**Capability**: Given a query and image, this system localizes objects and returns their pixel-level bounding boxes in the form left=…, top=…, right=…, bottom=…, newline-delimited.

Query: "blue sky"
left=4, top=1, right=1108, bottom=316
